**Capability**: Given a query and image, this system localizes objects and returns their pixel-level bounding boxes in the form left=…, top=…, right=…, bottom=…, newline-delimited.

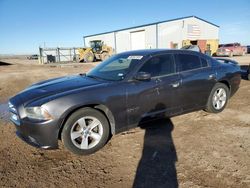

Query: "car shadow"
left=240, top=65, right=249, bottom=80
left=0, top=61, right=12, bottom=66
left=133, top=118, right=178, bottom=188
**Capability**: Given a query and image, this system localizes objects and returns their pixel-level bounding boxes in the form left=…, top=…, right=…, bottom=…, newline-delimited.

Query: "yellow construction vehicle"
left=78, top=40, right=113, bottom=62
left=182, top=39, right=219, bottom=56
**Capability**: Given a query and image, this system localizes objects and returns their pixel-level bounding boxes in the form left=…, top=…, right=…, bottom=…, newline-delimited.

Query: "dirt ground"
left=0, top=55, right=249, bottom=188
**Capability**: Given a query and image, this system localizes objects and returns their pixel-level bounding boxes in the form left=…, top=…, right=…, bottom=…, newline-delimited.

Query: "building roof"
left=84, top=15, right=219, bottom=38
left=114, top=48, right=204, bottom=57
left=118, top=49, right=169, bottom=56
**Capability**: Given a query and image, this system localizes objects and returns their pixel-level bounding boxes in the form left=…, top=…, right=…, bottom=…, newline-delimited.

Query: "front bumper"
left=8, top=98, right=60, bottom=149
left=13, top=118, right=59, bottom=149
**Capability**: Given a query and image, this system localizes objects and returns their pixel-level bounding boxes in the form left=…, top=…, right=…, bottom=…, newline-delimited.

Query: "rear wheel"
left=101, top=52, right=110, bottom=61
left=205, top=83, right=229, bottom=113
left=61, top=108, right=110, bottom=155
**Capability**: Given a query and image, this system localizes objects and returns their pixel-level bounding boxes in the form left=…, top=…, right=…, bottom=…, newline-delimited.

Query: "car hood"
left=14, top=75, right=106, bottom=105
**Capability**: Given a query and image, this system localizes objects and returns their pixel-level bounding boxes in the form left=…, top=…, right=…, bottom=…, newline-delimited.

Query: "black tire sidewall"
left=206, top=83, right=229, bottom=113
left=61, top=108, right=110, bottom=155
left=101, top=52, right=109, bottom=61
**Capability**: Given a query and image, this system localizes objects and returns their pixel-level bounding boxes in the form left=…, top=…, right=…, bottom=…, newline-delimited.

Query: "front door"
left=126, top=53, right=181, bottom=125
left=126, top=79, right=159, bottom=125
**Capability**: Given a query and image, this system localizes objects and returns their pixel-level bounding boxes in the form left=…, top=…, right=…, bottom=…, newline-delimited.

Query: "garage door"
left=130, top=30, right=145, bottom=50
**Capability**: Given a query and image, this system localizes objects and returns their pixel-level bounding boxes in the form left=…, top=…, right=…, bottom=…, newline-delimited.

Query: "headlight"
left=25, top=106, right=53, bottom=120
left=225, top=49, right=230, bottom=52
left=8, top=102, right=17, bottom=113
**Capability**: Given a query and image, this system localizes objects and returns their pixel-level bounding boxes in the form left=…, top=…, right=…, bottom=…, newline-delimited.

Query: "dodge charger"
left=9, top=49, right=241, bottom=155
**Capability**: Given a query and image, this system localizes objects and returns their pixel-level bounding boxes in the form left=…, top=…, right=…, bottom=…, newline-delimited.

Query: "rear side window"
left=176, top=54, right=201, bottom=72
left=139, top=54, right=175, bottom=77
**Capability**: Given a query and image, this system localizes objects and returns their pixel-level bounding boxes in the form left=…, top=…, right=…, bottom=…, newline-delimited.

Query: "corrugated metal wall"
left=84, top=17, right=219, bottom=54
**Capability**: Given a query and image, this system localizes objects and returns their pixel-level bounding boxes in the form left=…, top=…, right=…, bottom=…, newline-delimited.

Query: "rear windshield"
left=221, top=44, right=234, bottom=47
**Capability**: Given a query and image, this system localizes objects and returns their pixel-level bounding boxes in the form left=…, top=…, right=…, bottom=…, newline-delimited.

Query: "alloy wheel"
left=70, top=116, right=103, bottom=150
left=212, top=88, right=227, bottom=110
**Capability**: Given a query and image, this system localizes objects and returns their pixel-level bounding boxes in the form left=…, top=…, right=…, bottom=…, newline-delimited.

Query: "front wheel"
left=84, top=52, right=94, bottom=63
left=205, top=83, right=230, bottom=113
left=61, top=108, right=110, bottom=155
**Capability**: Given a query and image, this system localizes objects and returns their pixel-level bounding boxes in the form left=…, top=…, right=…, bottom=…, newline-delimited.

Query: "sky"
left=0, top=0, right=249, bottom=54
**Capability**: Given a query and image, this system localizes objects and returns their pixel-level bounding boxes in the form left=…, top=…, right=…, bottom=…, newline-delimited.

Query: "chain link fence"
left=39, top=47, right=81, bottom=64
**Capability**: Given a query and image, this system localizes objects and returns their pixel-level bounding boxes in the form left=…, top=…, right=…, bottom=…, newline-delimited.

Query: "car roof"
left=118, top=49, right=202, bottom=57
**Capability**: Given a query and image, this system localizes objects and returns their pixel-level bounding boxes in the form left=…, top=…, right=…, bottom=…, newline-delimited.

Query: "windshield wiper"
left=86, top=74, right=104, bottom=80
left=86, top=74, right=118, bottom=81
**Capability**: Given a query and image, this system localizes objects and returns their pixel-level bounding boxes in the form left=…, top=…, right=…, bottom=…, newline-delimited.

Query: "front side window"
left=176, top=54, right=201, bottom=72
left=139, top=54, right=175, bottom=77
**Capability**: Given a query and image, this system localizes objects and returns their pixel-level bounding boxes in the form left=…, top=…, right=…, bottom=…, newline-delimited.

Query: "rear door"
left=175, top=52, right=216, bottom=111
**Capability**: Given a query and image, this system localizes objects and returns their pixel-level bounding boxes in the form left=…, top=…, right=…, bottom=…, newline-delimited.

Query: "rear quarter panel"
left=214, top=59, right=241, bottom=96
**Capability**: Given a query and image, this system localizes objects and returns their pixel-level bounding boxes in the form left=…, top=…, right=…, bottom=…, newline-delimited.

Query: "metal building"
left=84, top=16, right=219, bottom=55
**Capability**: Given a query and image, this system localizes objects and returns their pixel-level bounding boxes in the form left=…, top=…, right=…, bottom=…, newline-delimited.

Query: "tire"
left=83, top=52, right=94, bottom=63
left=205, top=83, right=230, bottom=113
left=101, top=52, right=110, bottom=61
left=61, top=108, right=110, bottom=155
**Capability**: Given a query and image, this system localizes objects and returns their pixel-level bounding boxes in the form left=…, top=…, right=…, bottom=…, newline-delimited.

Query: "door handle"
left=209, top=74, right=216, bottom=80
left=171, top=82, right=180, bottom=88
left=155, top=78, right=162, bottom=83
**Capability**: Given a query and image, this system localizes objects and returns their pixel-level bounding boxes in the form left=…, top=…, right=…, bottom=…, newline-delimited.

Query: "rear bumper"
left=230, top=74, right=241, bottom=97
left=230, top=84, right=240, bottom=97
left=216, top=52, right=230, bottom=56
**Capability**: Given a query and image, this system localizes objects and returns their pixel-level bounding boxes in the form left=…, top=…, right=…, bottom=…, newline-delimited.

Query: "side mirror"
left=134, top=72, right=151, bottom=81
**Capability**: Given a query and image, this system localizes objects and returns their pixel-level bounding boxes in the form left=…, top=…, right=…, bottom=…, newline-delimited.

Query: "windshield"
left=90, top=41, right=102, bottom=48
left=221, top=44, right=234, bottom=47
left=87, top=54, right=144, bottom=81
